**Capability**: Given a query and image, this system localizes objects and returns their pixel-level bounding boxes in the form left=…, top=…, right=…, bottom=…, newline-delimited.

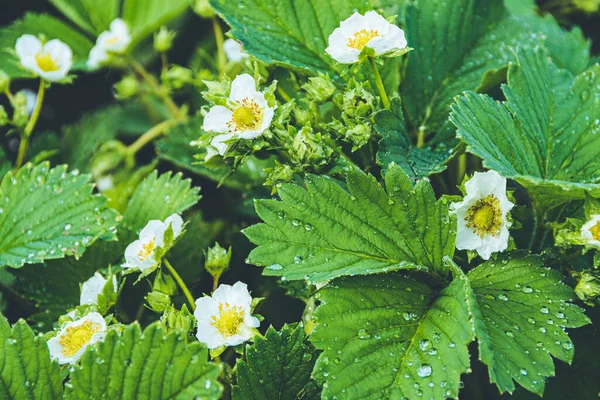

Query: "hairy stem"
left=15, top=79, right=46, bottom=170
left=163, top=258, right=196, bottom=311
left=213, top=18, right=227, bottom=76
left=368, top=57, right=390, bottom=109
left=126, top=119, right=179, bottom=156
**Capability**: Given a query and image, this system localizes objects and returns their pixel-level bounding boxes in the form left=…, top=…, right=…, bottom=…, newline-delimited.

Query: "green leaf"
left=209, top=0, right=371, bottom=75
left=310, top=270, right=474, bottom=399
left=0, top=163, right=119, bottom=269
left=401, top=0, right=588, bottom=138
left=450, top=46, right=600, bottom=211
left=120, top=170, right=201, bottom=243
left=376, top=98, right=455, bottom=180
left=0, top=13, right=94, bottom=78
left=465, top=253, right=590, bottom=395
left=244, top=165, right=455, bottom=283
left=122, top=0, right=192, bottom=47
left=232, top=324, right=321, bottom=400
left=0, top=314, right=63, bottom=399
left=65, top=322, right=223, bottom=399
left=50, top=0, right=120, bottom=34
left=10, top=241, right=121, bottom=326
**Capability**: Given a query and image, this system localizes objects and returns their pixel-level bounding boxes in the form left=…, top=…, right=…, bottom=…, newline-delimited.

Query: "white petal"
left=87, top=45, right=108, bottom=70
left=229, top=281, right=253, bottom=307
left=110, top=18, right=130, bottom=39
left=230, top=74, right=258, bottom=102
left=212, top=283, right=236, bottom=304
left=139, top=220, right=164, bottom=240
left=210, top=133, right=234, bottom=155
left=203, top=106, right=233, bottom=133
left=364, top=10, right=391, bottom=35
left=164, top=214, right=184, bottom=239
left=339, top=12, right=367, bottom=37
left=196, top=325, right=225, bottom=349
left=80, top=272, right=108, bottom=305
left=223, top=39, right=247, bottom=62
left=15, top=35, right=42, bottom=60
left=327, top=28, right=350, bottom=49
left=326, top=45, right=360, bottom=64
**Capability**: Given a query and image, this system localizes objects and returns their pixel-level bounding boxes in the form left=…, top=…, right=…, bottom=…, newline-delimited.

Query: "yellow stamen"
left=347, top=29, right=380, bottom=50
left=228, top=98, right=264, bottom=131
left=465, top=194, right=503, bottom=238
left=106, top=36, right=119, bottom=45
left=137, top=238, right=156, bottom=261
left=211, top=302, right=245, bottom=337
left=589, top=221, right=600, bottom=241
left=35, top=53, right=59, bottom=73
left=58, top=321, right=100, bottom=357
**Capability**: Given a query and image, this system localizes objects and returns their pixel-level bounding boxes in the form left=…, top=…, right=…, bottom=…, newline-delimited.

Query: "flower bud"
left=161, top=305, right=193, bottom=334
left=193, top=0, right=215, bottom=18
left=162, top=65, right=193, bottom=89
left=265, top=162, right=296, bottom=187
left=11, top=92, right=29, bottom=128
left=153, top=269, right=178, bottom=296
left=575, top=272, right=600, bottom=305
left=113, top=75, right=139, bottom=100
left=154, top=26, right=176, bottom=52
left=91, top=140, right=133, bottom=180
left=342, top=85, right=375, bottom=118
left=205, top=242, right=231, bottom=279
left=345, top=122, right=372, bottom=150
left=0, top=70, right=10, bottom=93
left=302, top=74, right=335, bottom=103
left=146, top=291, right=171, bottom=313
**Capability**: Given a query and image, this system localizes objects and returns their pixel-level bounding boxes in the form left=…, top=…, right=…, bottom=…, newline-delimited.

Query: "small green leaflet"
left=49, top=0, right=120, bottom=34
left=120, top=170, right=201, bottom=244
left=232, top=324, right=321, bottom=400
left=0, top=163, right=119, bottom=269
left=244, top=165, right=455, bottom=283
left=122, top=0, right=192, bottom=47
left=464, top=253, right=590, bottom=396
left=311, top=270, right=473, bottom=399
left=209, top=0, right=371, bottom=75
left=450, top=46, right=600, bottom=211
left=65, top=322, right=222, bottom=399
left=375, top=98, right=456, bottom=180
left=0, top=314, right=63, bottom=399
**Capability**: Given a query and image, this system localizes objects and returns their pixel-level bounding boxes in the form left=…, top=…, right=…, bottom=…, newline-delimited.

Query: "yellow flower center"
left=228, top=98, right=264, bottom=131
left=347, top=29, right=380, bottom=50
left=106, top=36, right=119, bottom=45
left=589, top=221, right=600, bottom=241
left=137, top=238, right=156, bottom=261
left=211, top=302, right=245, bottom=337
left=35, top=52, right=59, bottom=73
left=58, top=321, right=100, bottom=357
left=465, top=194, right=503, bottom=238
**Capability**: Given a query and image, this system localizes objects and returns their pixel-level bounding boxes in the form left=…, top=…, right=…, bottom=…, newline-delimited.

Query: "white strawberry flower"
left=223, top=38, right=248, bottom=62
left=80, top=272, right=118, bottom=306
left=581, top=214, right=600, bottom=246
left=123, top=214, right=183, bottom=272
left=194, top=281, right=260, bottom=349
left=450, top=170, right=514, bottom=260
left=203, top=73, right=275, bottom=157
left=325, top=11, right=408, bottom=64
left=47, top=312, right=107, bottom=364
left=87, top=18, right=131, bottom=70
left=15, top=35, right=72, bottom=81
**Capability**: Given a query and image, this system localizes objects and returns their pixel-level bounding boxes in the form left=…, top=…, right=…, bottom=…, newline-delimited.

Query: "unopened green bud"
left=153, top=269, right=178, bottom=296
left=113, top=75, right=139, bottom=100
left=573, top=0, right=600, bottom=13
left=265, top=162, right=296, bottom=188
left=154, top=26, right=176, bottom=52
left=205, top=242, right=231, bottom=278
left=293, top=106, right=312, bottom=126
left=162, top=305, right=193, bottom=334
left=0, top=70, right=10, bottom=93
left=146, top=291, right=172, bottom=313
left=345, top=123, right=372, bottom=150
left=302, top=74, right=335, bottom=103
left=193, top=0, right=215, bottom=18
left=162, top=65, right=193, bottom=89
left=91, top=140, right=133, bottom=179
left=11, top=92, right=28, bottom=128
left=343, top=85, right=375, bottom=118
left=0, top=106, right=8, bottom=126
left=575, top=272, right=600, bottom=304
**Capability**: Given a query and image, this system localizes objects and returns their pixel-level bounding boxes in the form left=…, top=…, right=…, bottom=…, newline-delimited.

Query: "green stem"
left=126, top=119, right=178, bottom=156
left=368, top=57, right=390, bottom=109
left=456, top=153, right=467, bottom=185
left=15, top=79, right=46, bottom=170
left=416, top=128, right=425, bottom=148
left=212, top=17, right=227, bottom=76
left=127, top=56, right=185, bottom=121
left=163, top=258, right=196, bottom=311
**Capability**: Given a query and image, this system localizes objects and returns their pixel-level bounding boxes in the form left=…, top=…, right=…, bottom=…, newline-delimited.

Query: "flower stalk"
left=163, top=258, right=196, bottom=311
left=368, top=57, right=390, bottom=109
left=15, top=79, right=46, bottom=170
